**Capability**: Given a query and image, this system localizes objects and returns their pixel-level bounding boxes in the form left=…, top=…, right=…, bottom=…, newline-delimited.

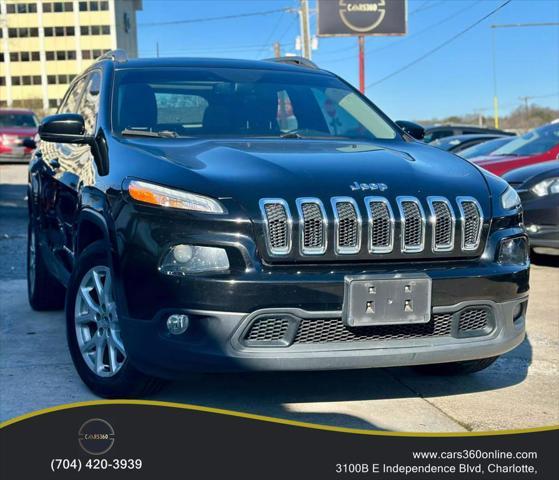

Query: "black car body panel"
left=504, top=161, right=559, bottom=250
left=29, top=56, right=529, bottom=379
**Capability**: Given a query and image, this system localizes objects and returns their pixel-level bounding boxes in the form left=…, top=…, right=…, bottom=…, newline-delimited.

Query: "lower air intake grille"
left=458, top=308, right=489, bottom=332
left=246, top=317, right=291, bottom=342
left=294, top=314, right=452, bottom=344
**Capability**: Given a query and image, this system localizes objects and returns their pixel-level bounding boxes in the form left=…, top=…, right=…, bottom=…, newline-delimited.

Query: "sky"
left=136, top=0, right=559, bottom=121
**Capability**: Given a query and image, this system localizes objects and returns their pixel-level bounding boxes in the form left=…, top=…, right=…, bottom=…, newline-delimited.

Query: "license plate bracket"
left=342, top=274, right=432, bottom=327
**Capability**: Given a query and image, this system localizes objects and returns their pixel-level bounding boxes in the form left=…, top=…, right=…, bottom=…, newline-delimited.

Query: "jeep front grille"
left=365, top=197, right=394, bottom=253
left=428, top=197, right=455, bottom=252
left=397, top=197, right=425, bottom=253
left=296, top=198, right=327, bottom=255
left=332, top=197, right=361, bottom=254
left=259, top=199, right=292, bottom=255
left=457, top=197, right=483, bottom=250
left=259, top=196, right=483, bottom=257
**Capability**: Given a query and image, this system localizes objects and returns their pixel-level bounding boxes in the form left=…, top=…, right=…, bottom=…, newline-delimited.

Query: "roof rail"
left=96, top=49, right=128, bottom=63
left=264, top=56, right=319, bottom=70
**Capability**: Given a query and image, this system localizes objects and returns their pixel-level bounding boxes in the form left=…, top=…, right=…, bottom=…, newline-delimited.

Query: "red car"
left=472, top=122, right=559, bottom=176
left=0, top=108, right=39, bottom=163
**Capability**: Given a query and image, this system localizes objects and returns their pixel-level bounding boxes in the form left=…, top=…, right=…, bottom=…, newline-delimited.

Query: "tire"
left=413, top=356, right=499, bottom=375
left=27, top=219, right=66, bottom=310
left=66, top=241, right=165, bottom=398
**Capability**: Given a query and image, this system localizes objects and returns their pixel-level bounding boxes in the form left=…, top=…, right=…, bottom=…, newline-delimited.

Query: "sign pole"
left=358, top=35, right=365, bottom=94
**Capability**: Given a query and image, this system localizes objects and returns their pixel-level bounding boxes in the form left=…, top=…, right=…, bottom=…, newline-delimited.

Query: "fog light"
left=498, top=237, right=529, bottom=265
left=166, top=314, right=189, bottom=335
left=512, top=303, right=523, bottom=321
left=160, top=244, right=229, bottom=274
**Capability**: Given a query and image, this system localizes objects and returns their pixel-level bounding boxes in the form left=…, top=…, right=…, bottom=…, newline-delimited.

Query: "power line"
left=139, top=7, right=290, bottom=27
left=366, top=0, right=513, bottom=89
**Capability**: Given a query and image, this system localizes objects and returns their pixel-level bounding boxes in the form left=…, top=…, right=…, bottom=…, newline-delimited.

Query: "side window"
left=59, top=77, right=87, bottom=113
left=77, top=71, right=101, bottom=134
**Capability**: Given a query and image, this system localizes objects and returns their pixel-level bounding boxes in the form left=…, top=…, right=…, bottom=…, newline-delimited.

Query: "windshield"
left=459, top=137, right=513, bottom=159
left=491, top=123, right=559, bottom=157
left=0, top=112, right=38, bottom=128
left=112, top=67, right=397, bottom=141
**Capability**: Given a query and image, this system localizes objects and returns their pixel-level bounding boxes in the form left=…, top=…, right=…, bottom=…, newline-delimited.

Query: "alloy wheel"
left=74, top=266, right=126, bottom=377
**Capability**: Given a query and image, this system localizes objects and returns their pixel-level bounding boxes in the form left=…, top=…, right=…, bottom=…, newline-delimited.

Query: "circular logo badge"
left=78, top=418, right=115, bottom=455
left=339, top=0, right=386, bottom=33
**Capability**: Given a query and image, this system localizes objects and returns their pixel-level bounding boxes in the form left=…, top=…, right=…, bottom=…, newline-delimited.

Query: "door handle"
left=49, top=158, right=60, bottom=169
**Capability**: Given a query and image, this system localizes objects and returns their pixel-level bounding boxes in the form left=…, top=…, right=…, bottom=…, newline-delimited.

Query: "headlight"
left=128, top=180, right=225, bottom=214
left=501, top=186, right=521, bottom=210
left=160, top=244, right=230, bottom=274
left=530, top=177, right=559, bottom=197
left=498, top=237, right=529, bottom=265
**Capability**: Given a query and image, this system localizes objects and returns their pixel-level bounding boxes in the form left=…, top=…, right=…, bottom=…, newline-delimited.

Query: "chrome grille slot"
left=428, top=197, right=455, bottom=252
left=457, top=197, right=483, bottom=250
left=259, top=199, right=292, bottom=255
left=296, top=198, right=327, bottom=255
left=365, top=197, right=394, bottom=253
left=331, top=197, right=361, bottom=254
left=397, top=197, right=425, bottom=253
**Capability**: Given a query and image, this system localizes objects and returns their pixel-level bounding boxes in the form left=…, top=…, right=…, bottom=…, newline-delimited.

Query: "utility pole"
left=273, top=41, right=281, bottom=58
left=299, top=0, right=312, bottom=59
left=490, top=22, right=559, bottom=129
left=358, top=36, right=365, bottom=94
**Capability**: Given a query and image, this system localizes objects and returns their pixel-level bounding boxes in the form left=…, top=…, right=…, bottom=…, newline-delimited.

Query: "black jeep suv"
left=28, top=51, right=529, bottom=397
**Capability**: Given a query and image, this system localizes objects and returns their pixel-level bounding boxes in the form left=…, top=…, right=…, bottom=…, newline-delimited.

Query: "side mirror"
left=38, top=113, right=93, bottom=145
left=395, top=120, right=425, bottom=141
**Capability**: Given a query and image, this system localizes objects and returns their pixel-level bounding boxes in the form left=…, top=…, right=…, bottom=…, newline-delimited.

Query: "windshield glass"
left=459, top=137, right=513, bottom=159
left=0, top=112, right=38, bottom=128
left=491, top=123, right=559, bottom=157
left=112, top=67, right=397, bottom=141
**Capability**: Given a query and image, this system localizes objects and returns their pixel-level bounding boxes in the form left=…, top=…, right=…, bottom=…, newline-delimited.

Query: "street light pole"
left=299, top=0, right=312, bottom=59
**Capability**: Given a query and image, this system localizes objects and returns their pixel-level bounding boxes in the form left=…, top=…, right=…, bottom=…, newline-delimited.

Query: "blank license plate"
left=342, top=274, right=431, bottom=327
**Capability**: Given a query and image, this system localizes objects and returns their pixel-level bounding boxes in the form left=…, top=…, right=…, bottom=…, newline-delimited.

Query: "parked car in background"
left=504, top=161, right=559, bottom=254
left=430, top=134, right=509, bottom=154
left=423, top=124, right=513, bottom=143
left=0, top=108, right=38, bottom=163
left=473, top=122, right=559, bottom=176
left=459, top=136, right=515, bottom=160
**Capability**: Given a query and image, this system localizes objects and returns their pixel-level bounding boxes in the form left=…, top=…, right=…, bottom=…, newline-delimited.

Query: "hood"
left=117, top=138, right=490, bottom=207
left=503, top=161, right=559, bottom=185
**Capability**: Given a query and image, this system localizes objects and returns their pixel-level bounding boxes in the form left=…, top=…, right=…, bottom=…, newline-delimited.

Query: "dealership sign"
left=317, top=0, right=407, bottom=37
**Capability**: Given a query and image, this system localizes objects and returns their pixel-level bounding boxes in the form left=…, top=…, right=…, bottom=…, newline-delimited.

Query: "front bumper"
left=122, top=297, right=527, bottom=379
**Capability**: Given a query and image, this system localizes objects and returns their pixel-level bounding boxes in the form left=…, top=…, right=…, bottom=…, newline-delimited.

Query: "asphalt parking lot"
left=1, top=163, right=558, bottom=432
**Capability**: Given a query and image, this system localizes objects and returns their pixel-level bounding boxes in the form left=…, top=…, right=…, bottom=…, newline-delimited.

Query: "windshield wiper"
left=121, top=128, right=179, bottom=138
left=280, top=132, right=304, bottom=139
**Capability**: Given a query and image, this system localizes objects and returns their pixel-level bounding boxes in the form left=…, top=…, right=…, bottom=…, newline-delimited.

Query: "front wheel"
left=66, top=241, right=165, bottom=398
left=413, top=356, right=499, bottom=375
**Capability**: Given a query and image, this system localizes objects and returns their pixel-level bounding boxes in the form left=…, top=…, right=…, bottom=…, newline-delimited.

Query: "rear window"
left=492, top=123, right=559, bottom=157
left=111, top=67, right=397, bottom=141
left=0, top=112, right=38, bottom=128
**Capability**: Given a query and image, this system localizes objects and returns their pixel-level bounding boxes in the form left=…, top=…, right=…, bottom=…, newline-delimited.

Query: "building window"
left=47, top=75, right=56, bottom=84
left=90, top=1, right=99, bottom=11
left=43, top=3, right=52, bottom=12
left=21, top=52, right=30, bottom=62
left=79, top=2, right=87, bottom=11
left=8, top=28, right=17, bottom=38
left=12, top=77, right=21, bottom=86
left=0, top=78, right=5, bottom=86
left=80, top=25, right=111, bottom=36
left=46, top=51, right=55, bottom=61
left=0, top=53, right=3, bottom=62
left=82, top=50, right=91, bottom=60
left=31, top=52, right=40, bottom=61
left=9, top=53, right=18, bottom=62
left=49, top=99, right=61, bottom=109
left=58, top=75, right=69, bottom=84
left=22, top=76, right=32, bottom=86
left=91, top=25, right=100, bottom=35
left=7, top=2, right=38, bottom=13
left=33, top=76, right=41, bottom=85
left=66, top=26, right=75, bottom=36
left=68, top=51, right=77, bottom=60
left=102, top=25, right=110, bottom=35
